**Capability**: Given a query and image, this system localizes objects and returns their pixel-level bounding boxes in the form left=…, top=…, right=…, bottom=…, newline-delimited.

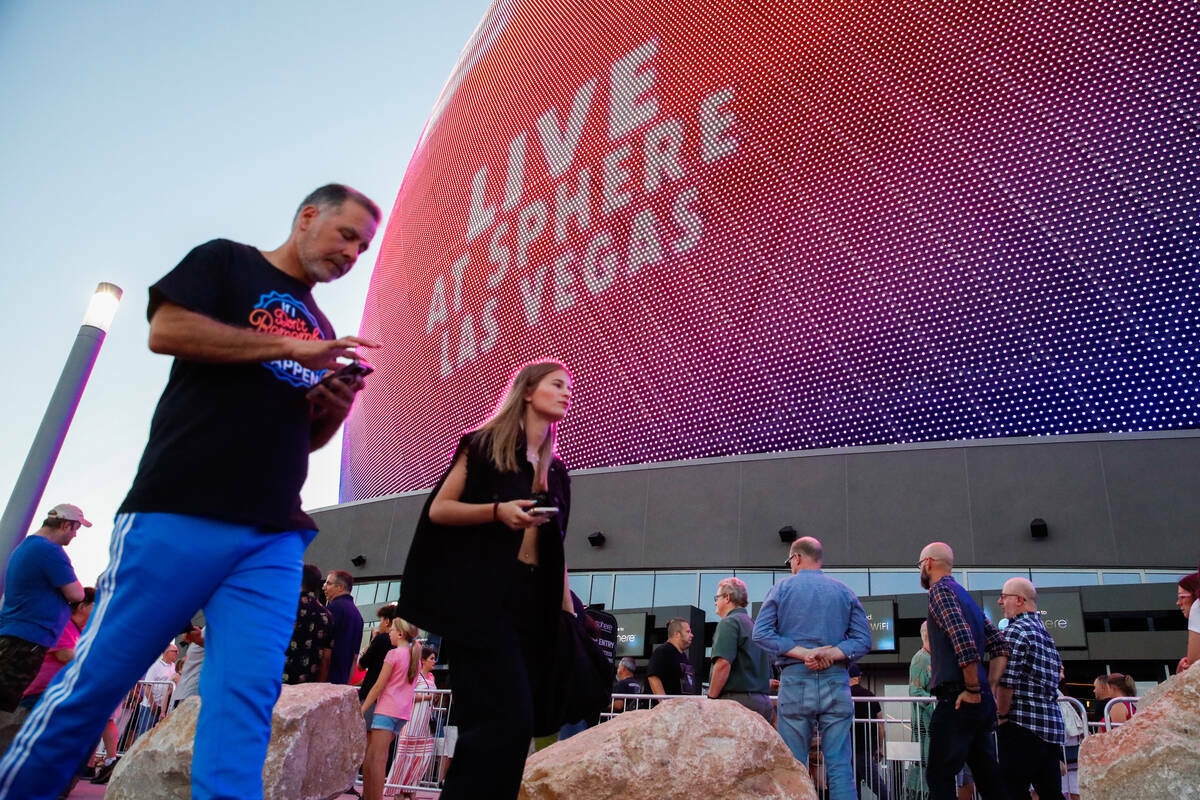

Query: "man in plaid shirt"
left=996, top=578, right=1065, bottom=800
left=920, top=542, right=1009, bottom=800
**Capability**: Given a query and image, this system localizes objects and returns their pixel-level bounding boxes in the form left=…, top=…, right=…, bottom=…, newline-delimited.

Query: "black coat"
left=397, top=431, right=570, bottom=645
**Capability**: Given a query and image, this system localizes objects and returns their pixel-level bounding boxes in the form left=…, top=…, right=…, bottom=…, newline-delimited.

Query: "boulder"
left=1079, top=665, right=1200, bottom=799
left=106, top=683, right=366, bottom=800
left=520, top=697, right=816, bottom=800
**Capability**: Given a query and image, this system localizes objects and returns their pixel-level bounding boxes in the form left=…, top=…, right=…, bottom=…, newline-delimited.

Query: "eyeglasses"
left=997, top=593, right=1023, bottom=602
left=783, top=553, right=800, bottom=566
left=713, top=594, right=727, bottom=602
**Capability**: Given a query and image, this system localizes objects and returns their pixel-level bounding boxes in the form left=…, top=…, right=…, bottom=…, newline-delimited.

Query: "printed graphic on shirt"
left=249, top=291, right=327, bottom=387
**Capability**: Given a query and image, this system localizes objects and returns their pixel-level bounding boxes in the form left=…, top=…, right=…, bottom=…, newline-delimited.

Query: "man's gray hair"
left=618, top=657, right=637, bottom=673
left=717, top=577, right=749, bottom=607
left=327, top=569, right=353, bottom=591
left=789, top=536, right=823, bottom=564
left=294, top=183, right=381, bottom=224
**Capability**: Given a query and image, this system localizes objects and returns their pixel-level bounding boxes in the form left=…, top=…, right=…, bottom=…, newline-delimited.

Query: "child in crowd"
left=360, top=619, right=422, bottom=800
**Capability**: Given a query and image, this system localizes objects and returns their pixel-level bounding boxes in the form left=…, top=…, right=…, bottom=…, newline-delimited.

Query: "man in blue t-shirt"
left=0, top=504, right=87, bottom=712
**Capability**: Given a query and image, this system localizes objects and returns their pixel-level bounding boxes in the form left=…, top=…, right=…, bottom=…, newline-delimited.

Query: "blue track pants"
left=0, top=512, right=313, bottom=800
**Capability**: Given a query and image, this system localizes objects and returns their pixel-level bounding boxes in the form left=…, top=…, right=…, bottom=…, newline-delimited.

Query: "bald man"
left=918, top=542, right=1008, bottom=799
left=996, top=578, right=1065, bottom=800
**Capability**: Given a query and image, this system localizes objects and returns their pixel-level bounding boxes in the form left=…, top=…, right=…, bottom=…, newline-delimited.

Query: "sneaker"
left=90, top=758, right=118, bottom=784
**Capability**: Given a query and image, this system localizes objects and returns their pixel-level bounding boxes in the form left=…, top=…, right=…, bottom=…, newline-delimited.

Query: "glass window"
left=653, top=572, right=698, bottom=609
left=869, top=570, right=923, bottom=597
left=825, top=570, right=869, bottom=597
left=1144, top=571, right=1182, bottom=584
left=699, top=572, right=726, bottom=622
left=613, top=573, right=653, bottom=610
left=1101, top=571, right=1142, bottom=585
left=735, top=571, right=775, bottom=607
left=385, top=581, right=402, bottom=602
left=1031, top=571, right=1099, bottom=588
left=965, top=570, right=1027, bottom=592
left=568, top=573, right=592, bottom=605
left=352, top=582, right=372, bottom=604
left=591, top=574, right=613, bottom=608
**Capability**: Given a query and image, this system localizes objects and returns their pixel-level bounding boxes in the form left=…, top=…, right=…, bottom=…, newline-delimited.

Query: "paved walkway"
left=67, top=782, right=435, bottom=798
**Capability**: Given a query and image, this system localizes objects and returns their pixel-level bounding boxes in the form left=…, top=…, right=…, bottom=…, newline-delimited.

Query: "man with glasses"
left=707, top=577, right=774, bottom=723
left=918, top=542, right=1008, bottom=799
left=323, top=570, right=363, bottom=686
left=753, top=537, right=871, bottom=800
left=995, top=577, right=1065, bottom=800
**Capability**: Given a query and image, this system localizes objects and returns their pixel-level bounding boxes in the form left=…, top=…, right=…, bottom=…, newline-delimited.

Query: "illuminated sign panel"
left=343, top=0, right=1198, bottom=499
left=861, top=599, right=897, bottom=653
left=613, top=611, right=648, bottom=658
left=983, top=590, right=1087, bottom=650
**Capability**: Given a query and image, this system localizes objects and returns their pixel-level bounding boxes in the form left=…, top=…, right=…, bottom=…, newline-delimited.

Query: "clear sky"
left=0, top=1, right=492, bottom=585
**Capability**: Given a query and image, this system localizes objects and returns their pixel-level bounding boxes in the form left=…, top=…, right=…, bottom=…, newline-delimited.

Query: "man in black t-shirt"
left=611, top=657, right=643, bottom=712
left=849, top=663, right=892, bottom=800
left=647, top=617, right=698, bottom=696
left=0, top=184, right=382, bottom=800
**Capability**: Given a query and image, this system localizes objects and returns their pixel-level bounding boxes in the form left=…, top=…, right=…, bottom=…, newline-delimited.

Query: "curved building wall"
left=342, top=0, right=1199, bottom=502
left=308, top=431, right=1200, bottom=578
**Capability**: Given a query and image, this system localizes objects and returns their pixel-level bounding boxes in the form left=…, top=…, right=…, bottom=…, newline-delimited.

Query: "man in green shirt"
left=707, top=577, right=775, bottom=723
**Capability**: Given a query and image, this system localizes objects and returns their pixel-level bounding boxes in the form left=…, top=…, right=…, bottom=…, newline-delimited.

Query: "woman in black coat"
left=398, top=361, right=576, bottom=800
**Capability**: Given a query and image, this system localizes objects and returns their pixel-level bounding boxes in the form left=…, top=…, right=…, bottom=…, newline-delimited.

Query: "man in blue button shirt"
left=753, top=537, right=872, bottom=800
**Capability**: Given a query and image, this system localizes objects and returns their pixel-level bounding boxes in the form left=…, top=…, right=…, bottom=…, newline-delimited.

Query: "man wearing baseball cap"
left=0, top=505, right=88, bottom=712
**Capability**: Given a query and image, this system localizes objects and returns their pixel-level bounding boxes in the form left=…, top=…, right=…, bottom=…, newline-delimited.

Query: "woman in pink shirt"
left=360, top=619, right=422, bottom=800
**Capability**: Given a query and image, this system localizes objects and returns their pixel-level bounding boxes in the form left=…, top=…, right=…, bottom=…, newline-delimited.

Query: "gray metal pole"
left=0, top=284, right=122, bottom=598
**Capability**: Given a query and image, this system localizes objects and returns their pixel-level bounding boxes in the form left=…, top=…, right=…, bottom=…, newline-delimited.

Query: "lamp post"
left=0, top=282, right=122, bottom=598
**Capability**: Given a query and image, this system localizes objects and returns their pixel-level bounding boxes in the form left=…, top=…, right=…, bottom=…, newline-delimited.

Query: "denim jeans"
left=777, top=665, right=856, bottom=800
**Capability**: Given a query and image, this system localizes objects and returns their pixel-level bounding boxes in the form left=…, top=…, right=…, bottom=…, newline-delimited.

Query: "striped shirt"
left=999, top=612, right=1065, bottom=745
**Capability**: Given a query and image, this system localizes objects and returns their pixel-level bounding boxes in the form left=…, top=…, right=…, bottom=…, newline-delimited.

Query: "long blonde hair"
left=394, top=618, right=422, bottom=683
left=478, top=361, right=568, bottom=491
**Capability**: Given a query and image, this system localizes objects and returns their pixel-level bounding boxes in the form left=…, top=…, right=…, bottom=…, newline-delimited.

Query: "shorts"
left=370, top=713, right=407, bottom=734
left=439, top=724, right=458, bottom=756
left=0, top=636, right=48, bottom=712
left=1062, top=763, right=1078, bottom=794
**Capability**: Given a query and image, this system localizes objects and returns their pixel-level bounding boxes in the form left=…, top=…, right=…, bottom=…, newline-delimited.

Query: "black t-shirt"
left=850, top=683, right=883, bottom=757
left=647, top=642, right=697, bottom=695
left=358, top=631, right=396, bottom=701
left=612, top=675, right=644, bottom=711
left=119, top=239, right=334, bottom=530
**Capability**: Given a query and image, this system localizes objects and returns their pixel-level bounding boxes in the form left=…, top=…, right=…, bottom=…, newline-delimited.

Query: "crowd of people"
left=0, top=182, right=1194, bottom=800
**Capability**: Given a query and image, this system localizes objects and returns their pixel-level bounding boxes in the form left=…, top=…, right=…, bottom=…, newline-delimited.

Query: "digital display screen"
left=861, top=599, right=897, bottom=652
left=984, top=590, right=1087, bottom=650
left=342, top=0, right=1198, bottom=499
left=613, top=611, right=648, bottom=657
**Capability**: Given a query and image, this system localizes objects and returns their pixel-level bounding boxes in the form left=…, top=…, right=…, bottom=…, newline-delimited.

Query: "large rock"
left=520, top=697, right=816, bottom=800
left=106, top=683, right=366, bottom=800
left=1079, top=666, right=1200, bottom=799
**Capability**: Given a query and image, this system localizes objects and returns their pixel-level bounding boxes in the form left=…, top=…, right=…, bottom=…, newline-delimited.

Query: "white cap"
left=47, top=503, right=92, bottom=527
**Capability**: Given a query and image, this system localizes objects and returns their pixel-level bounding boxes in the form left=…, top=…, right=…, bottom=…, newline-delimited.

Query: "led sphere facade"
left=342, top=0, right=1199, bottom=500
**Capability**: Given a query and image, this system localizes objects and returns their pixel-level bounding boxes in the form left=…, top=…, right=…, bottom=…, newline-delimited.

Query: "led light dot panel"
left=343, top=0, right=1199, bottom=499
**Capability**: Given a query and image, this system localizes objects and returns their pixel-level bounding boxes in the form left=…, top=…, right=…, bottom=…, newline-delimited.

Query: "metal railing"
left=105, top=679, right=176, bottom=758
left=82, top=684, right=1081, bottom=799
left=374, top=692, right=1094, bottom=799
left=380, top=687, right=454, bottom=797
